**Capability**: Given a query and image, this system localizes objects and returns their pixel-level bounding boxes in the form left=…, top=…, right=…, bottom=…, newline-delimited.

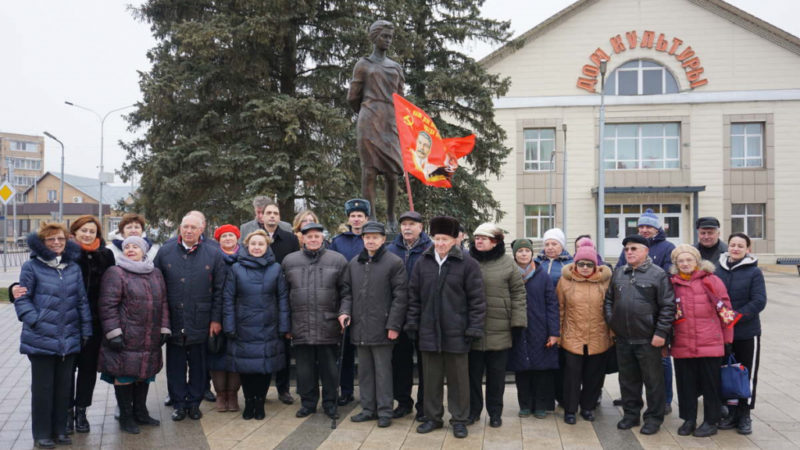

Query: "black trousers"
left=271, top=337, right=291, bottom=394
left=294, top=344, right=338, bottom=410
left=340, top=329, right=355, bottom=397
left=563, top=347, right=607, bottom=414
left=166, top=342, right=207, bottom=410
left=70, top=332, right=101, bottom=408
left=617, top=340, right=665, bottom=424
left=240, top=373, right=272, bottom=399
left=731, top=336, right=760, bottom=409
left=515, top=370, right=554, bottom=412
left=29, top=354, right=77, bottom=440
left=392, top=331, right=424, bottom=413
left=674, top=357, right=722, bottom=424
left=468, top=349, right=508, bottom=419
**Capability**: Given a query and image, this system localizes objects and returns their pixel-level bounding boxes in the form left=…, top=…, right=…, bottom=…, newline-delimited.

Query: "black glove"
left=724, top=343, right=732, bottom=358
left=160, top=333, right=169, bottom=346
left=81, top=336, right=90, bottom=348
left=406, top=330, right=417, bottom=341
left=511, top=327, right=524, bottom=339
left=226, top=332, right=237, bottom=340
left=108, top=335, right=124, bottom=351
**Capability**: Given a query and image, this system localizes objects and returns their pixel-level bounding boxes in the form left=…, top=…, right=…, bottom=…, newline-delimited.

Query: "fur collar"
left=27, top=231, right=81, bottom=263
left=469, top=241, right=506, bottom=262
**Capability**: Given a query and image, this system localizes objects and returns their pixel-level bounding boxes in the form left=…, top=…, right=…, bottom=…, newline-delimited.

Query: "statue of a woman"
left=347, top=20, right=404, bottom=232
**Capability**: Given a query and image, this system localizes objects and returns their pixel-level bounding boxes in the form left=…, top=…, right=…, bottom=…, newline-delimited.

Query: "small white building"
left=481, top=0, right=800, bottom=261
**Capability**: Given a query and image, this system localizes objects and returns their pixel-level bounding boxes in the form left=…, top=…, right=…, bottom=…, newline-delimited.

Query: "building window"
left=13, top=176, right=37, bottom=187
left=9, top=157, right=42, bottom=171
left=524, top=205, right=554, bottom=239
left=10, top=141, right=39, bottom=152
left=731, top=203, right=765, bottom=239
left=604, top=60, right=679, bottom=95
left=47, top=190, right=57, bottom=202
left=523, top=129, right=555, bottom=171
left=603, top=123, right=680, bottom=169
left=731, top=123, right=764, bottom=168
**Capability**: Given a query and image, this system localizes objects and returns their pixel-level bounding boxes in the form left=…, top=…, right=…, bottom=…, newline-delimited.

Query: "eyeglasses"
left=576, top=261, right=595, bottom=268
left=624, top=247, right=641, bottom=252
left=45, top=237, right=66, bottom=243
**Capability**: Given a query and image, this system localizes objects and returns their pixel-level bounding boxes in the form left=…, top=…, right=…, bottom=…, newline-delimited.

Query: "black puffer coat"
left=339, top=245, right=407, bottom=346
left=406, top=244, right=486, bottom=353
left=76, top=239, right=115, bottom=330
left=282, top=248, right=348, bottom=345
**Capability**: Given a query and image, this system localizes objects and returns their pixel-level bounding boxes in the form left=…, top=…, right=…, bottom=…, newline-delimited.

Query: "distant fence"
left=0, top=244, right=30, bottom=269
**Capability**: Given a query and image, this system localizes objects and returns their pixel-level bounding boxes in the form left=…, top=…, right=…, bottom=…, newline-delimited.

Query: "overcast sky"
left=0, top=0, right=798, bottom=183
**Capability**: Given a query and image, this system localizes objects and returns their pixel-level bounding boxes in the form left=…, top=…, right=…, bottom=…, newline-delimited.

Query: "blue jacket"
left=329, top=230, right=364, bottom=262
left=15, top=233, right=92, bottom=356
left=507, top=264, right=560, bottom=371
left=715, top=254, right=767, bottom=340
left=616, top=228, right=675, bottom=272
left=534, top=249, right=574, bottom=288
left=223, top=249, right=289, bottom=374
left=386, top=232, right=432, bottom=280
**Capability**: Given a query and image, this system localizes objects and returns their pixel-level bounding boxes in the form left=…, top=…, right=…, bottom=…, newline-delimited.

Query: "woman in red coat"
left=668, top=244, right=733, bottom=438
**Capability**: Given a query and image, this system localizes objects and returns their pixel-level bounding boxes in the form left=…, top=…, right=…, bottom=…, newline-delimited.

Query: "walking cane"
left=332, top=316, right=350, bottom=429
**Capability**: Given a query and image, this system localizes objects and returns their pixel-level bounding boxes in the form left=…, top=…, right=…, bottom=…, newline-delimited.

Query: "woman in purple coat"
left=98, top=236, right=170, bottom=435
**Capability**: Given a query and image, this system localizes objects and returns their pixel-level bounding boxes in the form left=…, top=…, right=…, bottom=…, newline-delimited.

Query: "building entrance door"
left=604, top=203, right=682, bottom=259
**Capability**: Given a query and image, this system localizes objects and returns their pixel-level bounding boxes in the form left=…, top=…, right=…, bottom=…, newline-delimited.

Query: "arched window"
left=604, top=60, right=679, bottom=95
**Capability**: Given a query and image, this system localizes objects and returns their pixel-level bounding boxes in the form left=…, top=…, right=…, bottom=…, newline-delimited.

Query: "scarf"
left=517, top=263, right=535, bottom=281
left=116, top=254, right=155, bottom=274
left=679, top=271, right=693, bottom=281
left=79, top=238, right=101, bottom=252
left=221, top=245, right=239, bottom=256
left=37, top=255, right=67, bottom=271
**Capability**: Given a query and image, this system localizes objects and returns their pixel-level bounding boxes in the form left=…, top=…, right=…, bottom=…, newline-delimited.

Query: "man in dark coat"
left=282, top=223, right=348, bottom=420
left=339, top=221, right=408, bottom=428
left=695, top=217, right=727, bottom=269
left=328, top=198, right=369, bottom=405
left=386, top=211, right=431, bottom=420
left=604, top=235, right=675, bottom=435
left=154, top=212, right=226, bottom=421
left=405, top=216, right=486, bottom=439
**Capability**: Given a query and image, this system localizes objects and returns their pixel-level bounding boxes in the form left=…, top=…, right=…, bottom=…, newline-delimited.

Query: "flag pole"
left=403, top=170, right=415, bottom=212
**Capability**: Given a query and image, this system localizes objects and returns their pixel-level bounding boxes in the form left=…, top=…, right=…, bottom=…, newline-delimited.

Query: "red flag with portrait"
left=392, top=93, right=475, bottom=188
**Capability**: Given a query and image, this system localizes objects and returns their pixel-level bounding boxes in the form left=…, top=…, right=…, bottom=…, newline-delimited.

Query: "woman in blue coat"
left=716, top=232, right=767, bottom=436
left=223, top=230, right=289, bottom=420
left=508, top=254, right=560, bottom=419
left=14, top=223, right=91, bottom=449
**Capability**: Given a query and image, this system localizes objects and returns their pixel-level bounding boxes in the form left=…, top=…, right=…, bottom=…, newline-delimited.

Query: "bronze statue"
left=347, top=20, right=404, bottom=232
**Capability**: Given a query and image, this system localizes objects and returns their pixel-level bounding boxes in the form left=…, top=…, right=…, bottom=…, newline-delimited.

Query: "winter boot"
left=242, top=398, right=255, bottom=420
left=737, top=406, right=752, bottom=435
left=718, top=405, right=739, bottom=430
left=228, top=373, right=241, bottom=412
left=210, top=371, right=228, bottom=411
left=254, top=397, right=266, bottom=420
left=132, top=383, right=160, bottom=426
left=114, top=385, right=140, bottom=434
left=74, top=407, right=90, bottom=433
left=65, top=408, right=74, bottom=435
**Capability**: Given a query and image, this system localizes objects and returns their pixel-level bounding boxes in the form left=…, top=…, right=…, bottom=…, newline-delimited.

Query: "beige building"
left=481, top=0, right=800, bottom=262
left=0, top=132, right=45, bottom=193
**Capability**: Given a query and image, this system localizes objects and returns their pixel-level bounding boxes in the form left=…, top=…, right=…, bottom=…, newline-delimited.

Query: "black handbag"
left=208, top=332, right=226, bottom=354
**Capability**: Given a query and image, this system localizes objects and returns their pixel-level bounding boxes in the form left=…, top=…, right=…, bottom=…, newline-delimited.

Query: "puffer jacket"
left=715, top=253, right=767, bottom=340
left=386, top=232, right=432, bottom=280
left=76, top=239, right=115, bottom=330
left=469, top=243, right=527, bottom=351
left=406, top=244, right=486, bottom=354
left=223, top=249, right=289, bottom=374
left=604, top=257, right=675, bottom=344
left=329, top=230, right=365, bottom=262
left=208, top=248, right=239, bottom=372
left=154, top=237, right=227, bottom=345
left=15, top=233, right=92, bottom=356
left=339, top=245, right=408, bottom=346
left=98, top=265, right=170, bottom=379
left=616, top=228, right=675, bottom=272
left=669, top=261, right=733, bottom=359
left=281, top=247, right=348, bottom=345
left=534, top=249, right=574, bottom=288
left=557, top=264, right=613, bottom=356
left=507, top=264, right=559, bottom=371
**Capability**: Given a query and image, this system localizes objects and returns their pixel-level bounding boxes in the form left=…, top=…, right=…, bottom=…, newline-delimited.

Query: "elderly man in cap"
left=616, top=209, right=675, bottom=272
left=604, top=234, right=675, bottom=435
left=386, top=211, right=432, bottom=420
left=405, top=216, right=486, bottom=439
left=282, top=223, right=348, bottom=419
left=695, top=217, right=727, bottom=268
left=339, top=221, right=408, bottom=428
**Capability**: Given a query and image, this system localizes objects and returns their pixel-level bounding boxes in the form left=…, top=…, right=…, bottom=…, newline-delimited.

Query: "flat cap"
left=622, top=234, right=649, bottom=248
left=398, top=211, right=423, bottom=223
left=300, top=222, right=325, bottom=234
left=361, top=221, right=386, bottom=235
left=695, top=216, right=720, bottom=229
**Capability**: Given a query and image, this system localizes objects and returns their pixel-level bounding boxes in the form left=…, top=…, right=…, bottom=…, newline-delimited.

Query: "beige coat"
left=557, top=264, right=613, bottom=356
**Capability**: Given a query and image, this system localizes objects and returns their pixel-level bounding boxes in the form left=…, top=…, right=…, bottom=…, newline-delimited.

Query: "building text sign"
left=576, top=30, right=708, bottom=93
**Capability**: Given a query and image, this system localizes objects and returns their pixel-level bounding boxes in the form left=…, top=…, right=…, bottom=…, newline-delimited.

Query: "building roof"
left=480, top=0, right=800, bottom=68
left=22, top=172, right=133, bottom=206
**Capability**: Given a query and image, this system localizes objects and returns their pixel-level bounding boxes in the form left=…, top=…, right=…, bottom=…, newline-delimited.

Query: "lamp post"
left=64, top=101, right=134, bottom=229
left=43, top=132, right=65, bottom=222
left=596, top=60, right=608, bottom=258
left=562, top=123, right=568, bottom=236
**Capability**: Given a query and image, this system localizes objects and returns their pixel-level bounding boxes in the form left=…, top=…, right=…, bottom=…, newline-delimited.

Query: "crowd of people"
left=11, top=195, right=767, bottom=447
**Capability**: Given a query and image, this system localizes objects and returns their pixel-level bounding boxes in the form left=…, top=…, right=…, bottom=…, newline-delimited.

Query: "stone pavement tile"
left=236, top=424, right=297, bottom=449
left=398, top=427, right=447, bottom=449
left=0, top=440, right=14, bottom=449
left=208, top=438, right=239, bottom=450
left=441, top=424, right=485, bottom=449
left=205, top=416, right=262, bottom=441
left=776, top=430, right=800, bottom=446
left=0, top=429, right=20, bottom=441
left=770, top=420, right=800, bottom=432
left=521, top=414, right=562, bottom=449
left=358, top=419, right=415, bottom=450
left=633, top=425, right=681, bottom=449
left=709, top=430, right=759, bottom=449
left=1, top=419, right=26, bottom=432
left=11, top=436, right=33, bottom=450
left=483, top=416, right=522, bottom=449
left=556, top=418, right=603, bottom=448
left=317, top=428, right=366, bottom=449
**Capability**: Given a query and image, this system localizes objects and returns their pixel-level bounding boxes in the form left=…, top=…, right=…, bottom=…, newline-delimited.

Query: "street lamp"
left=596, top=59, right=608, bottom=258
left=43, top=131, right=65, bottom=222
left=64, top=101, right=134, bottom=229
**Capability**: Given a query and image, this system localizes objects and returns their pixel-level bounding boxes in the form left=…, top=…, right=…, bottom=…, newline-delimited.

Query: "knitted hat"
left=671, top=244, right=701, bottom=266
left=473, top=222, right=504, bottom=240
left=638, top=209, right=660, bottom=228
left=429, top=216, right=459, bottom=238
left=511, top=238, right=534, bottom=255
left=542, top=228, right=566, bottom=250
left=574, top=238, right=598, bottom=265
left=122, top=235, right=150, bottom=254
left=214, top=224, right=241, bottom=241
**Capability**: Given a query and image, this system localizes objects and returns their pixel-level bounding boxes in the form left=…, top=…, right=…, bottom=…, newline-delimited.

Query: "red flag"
left=392, top=93, right=475, bottom=188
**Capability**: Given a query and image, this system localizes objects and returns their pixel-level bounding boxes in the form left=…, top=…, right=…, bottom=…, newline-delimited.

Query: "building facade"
left=482, top=0, right=800, bottom=261
left=0, top=132, right=45, bottom=193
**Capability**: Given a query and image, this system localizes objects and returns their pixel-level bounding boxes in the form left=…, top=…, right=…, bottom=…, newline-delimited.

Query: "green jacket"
left=469, top=244, right=527, bottom=351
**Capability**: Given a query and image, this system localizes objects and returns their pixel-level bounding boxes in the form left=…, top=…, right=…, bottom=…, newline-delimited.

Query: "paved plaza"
left=0, top=267, right=797, bottom=449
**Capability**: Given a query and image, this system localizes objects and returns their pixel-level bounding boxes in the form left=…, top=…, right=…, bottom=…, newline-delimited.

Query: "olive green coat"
left=470, top=248, right=527, bottom=351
